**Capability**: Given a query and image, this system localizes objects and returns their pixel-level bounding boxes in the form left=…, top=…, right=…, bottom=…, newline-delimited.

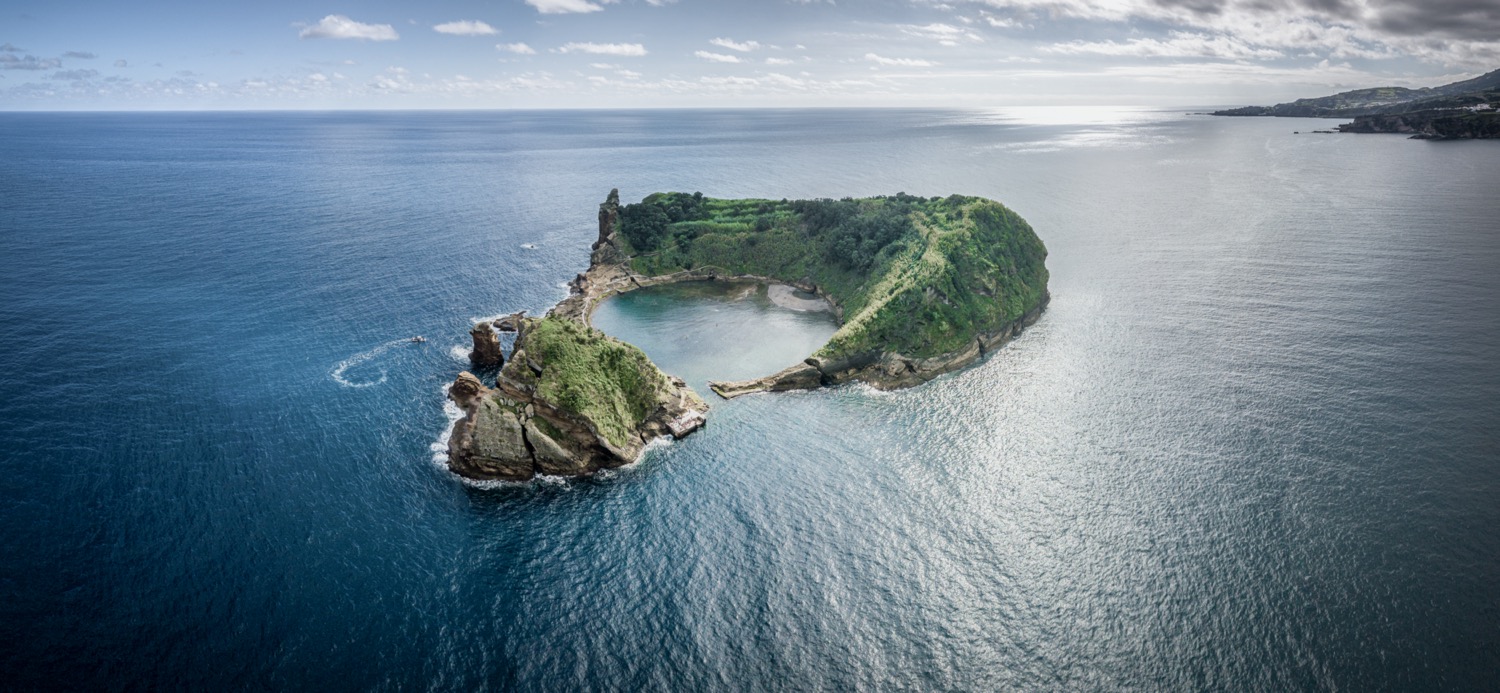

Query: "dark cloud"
left=1151, top=0, right=1228, bottom=16
left=1, top=42, right=23, bottom=52
left=51, top=68, right=99, bottom=80
left=1371, top=0, right=1500, bottom=41
left=63, top=50, right=97, bottom=59
left=1146, top=0, right=1500, bottom=40
left=1147, top=0, right=1362, bottom=19
left=0, top=53, right=61, bottom=70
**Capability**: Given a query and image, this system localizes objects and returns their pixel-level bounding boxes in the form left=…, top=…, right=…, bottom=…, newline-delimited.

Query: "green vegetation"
left=614, top=192, right=1049, bottom=361
left=504, top=317, right=670, bottom=449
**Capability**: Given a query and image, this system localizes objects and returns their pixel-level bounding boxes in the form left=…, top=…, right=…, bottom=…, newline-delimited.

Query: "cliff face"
left=1337, top=111, right=1500, bottom=139
left=446, top=316, right=706, bottom=481
left=468, top=322, right=503, bottom=367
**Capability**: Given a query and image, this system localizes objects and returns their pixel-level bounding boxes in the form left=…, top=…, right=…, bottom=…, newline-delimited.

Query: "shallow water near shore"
left=2, top=109, right=1498, bottom=690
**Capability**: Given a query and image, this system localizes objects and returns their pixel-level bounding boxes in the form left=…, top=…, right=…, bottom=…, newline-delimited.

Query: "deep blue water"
left=2, top=109, right=1497, bottom=690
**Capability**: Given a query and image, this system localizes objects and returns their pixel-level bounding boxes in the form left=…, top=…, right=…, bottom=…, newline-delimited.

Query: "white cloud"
left=1043, top=33, right=1285, bottom=60
left=765, top=57, right=796, bottom=65
left=299, top=15, right=399, bottom=41
left=526, top=0, right=606, bottom=14
left=499, top=43, right=538, bottom=55
left=903, top=23, right=983, bottom=46
left=434, top=20, right=498, bottom=36
left=866, top=53, right=939, bottom=67
left=710, top=37, right=762, bottom=52
left=696, top=51, right=742, bottom=63
left=556, top=42, right=648, bottom=56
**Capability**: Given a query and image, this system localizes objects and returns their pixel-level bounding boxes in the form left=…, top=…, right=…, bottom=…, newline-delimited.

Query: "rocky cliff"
left=446, top=315, right=706, bottom=481
left=1336, top=110, right=1500, bottom=139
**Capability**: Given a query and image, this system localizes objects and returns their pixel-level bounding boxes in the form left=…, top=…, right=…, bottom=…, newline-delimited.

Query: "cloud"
left=434, top=20, right=498, bottom=36
left=525, top=0, right=606, bottom=14
left=0, top=43, right=23, bottom=52
left=902, top=23, right=983, bottom=46
left=943, top=0, right=1500, bottom=64
left=710, top=37, right=762, bottom=52
left=696, top=50, right=742, bottom=63
left=1369, top=0, right=1500, bottom=42
left=114, top=59, right=128, bottom=68
left=63, top=51, right=97, bottom=59
left=1043, top=32, right=1285, bottom=60
left=498, top=43, right=538, bottom=54
left=51, top=69, right=99, bottom=81
left=556, top=42, right=647, bottom=56
left=298, top=15, right=399, bottom=41
left=0, top=53, right=61, bottom=70
left=982, top=15, right=1022, bottom=28
left=765, top=57, right=796, bottom=65
left=865, top=53, right=939, bottom=67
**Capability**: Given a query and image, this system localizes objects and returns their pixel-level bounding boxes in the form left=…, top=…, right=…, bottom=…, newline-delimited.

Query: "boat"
left=411, top=336, right=426, bottom=343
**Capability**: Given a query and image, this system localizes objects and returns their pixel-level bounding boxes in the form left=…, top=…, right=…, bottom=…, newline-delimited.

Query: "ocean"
left=1, top=109, right=1496, bottom=690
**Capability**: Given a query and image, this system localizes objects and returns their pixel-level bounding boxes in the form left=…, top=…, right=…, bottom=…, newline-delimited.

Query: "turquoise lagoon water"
left=590, top=281, right=838, bottom=392
left=1, top=110, right=1498, bottom=690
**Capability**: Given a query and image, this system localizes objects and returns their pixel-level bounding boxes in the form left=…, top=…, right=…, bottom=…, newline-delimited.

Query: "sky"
left=2, top=0, right=1497, bottom=110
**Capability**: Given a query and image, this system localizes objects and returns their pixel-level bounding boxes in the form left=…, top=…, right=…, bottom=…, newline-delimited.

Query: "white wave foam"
left=429, top=383, right=464, bottom=467
left=330, top=339, right=407, bottom=388
left=447, top=344, right=469, bottom=362
left=467, top=309, right=526, bottom=325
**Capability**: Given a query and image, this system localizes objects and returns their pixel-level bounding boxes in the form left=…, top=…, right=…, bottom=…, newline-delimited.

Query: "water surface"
left=1, top=109, right=1497, bottom=690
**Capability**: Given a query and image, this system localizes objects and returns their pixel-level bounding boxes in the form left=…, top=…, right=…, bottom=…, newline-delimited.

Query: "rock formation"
left=446, top=316, right=707, bottom=481
left=468, top=322, right=503, bottom=367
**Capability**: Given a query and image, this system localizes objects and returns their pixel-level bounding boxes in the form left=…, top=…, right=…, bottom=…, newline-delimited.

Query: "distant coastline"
left=1211, top=67, right=1500, bottom=140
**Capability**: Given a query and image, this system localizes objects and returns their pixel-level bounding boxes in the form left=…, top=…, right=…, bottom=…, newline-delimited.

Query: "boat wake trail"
left=330, top=339, right=409, bottom=388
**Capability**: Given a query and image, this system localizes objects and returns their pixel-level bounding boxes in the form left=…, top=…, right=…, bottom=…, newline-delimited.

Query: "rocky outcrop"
left=446, top=317, right=708, bottom=482
left=469, top=322, right=504, bottom=367
left=590, top=188, right=626, bottom=266
left=1337, top=111, right=1500, bottom=139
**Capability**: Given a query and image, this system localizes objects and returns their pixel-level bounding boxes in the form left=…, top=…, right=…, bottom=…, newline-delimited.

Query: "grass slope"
left=615, top=193, right=1048, bottom=361
left=506, top=317, right=671, bottom=449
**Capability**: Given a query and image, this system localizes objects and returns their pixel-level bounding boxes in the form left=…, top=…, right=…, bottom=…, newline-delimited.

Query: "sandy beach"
left=767, top=283, right=833, bottom=312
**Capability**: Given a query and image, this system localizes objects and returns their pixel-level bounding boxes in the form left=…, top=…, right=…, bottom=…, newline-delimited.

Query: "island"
left=1211, top=67, right=1500, bottom=139
left=445, top=189, right=1050, bottom=481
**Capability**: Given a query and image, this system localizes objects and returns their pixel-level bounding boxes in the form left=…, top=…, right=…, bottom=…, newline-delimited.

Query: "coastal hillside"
left=612, top=192, right=1050, bottom=366
left=1212, top=68, right=1500, bottom=118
